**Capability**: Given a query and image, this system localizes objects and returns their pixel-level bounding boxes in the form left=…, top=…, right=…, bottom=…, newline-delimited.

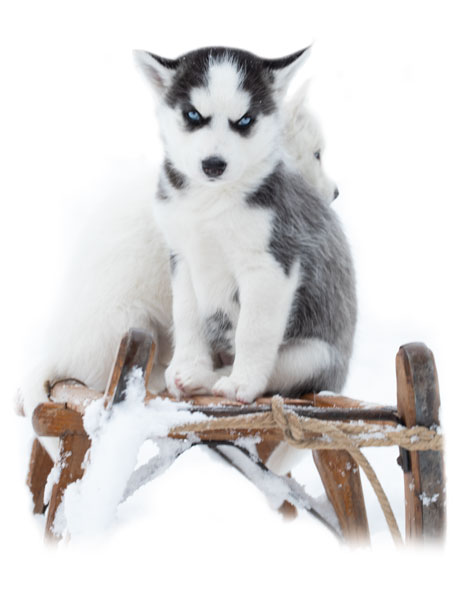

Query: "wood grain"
left=104, top=329, right=156, bottom=408
left=313, top=449, right=370, bottom=543
left=32, top=402, right=85, bottom=437
left=26, top=438, right=54, bottom=514
left=45, top=432, right=91, bottom=540
left=396, top=342, right=445, bottom=542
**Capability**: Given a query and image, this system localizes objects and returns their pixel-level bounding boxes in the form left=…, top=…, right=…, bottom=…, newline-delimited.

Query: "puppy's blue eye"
left=237, top=115, right=252, bottom=128
left=187, top=110, right=201, bottom=122
left=314, top=150, right=321, bottom=161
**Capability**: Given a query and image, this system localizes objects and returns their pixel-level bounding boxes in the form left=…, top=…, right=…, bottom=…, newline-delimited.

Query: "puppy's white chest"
left=155, top=187, right=272, bottom=266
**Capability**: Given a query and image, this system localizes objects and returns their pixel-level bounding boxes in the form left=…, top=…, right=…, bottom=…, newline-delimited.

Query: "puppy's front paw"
left=165, top=363, right=217, bottom=398
left=212, top=375, right=266, bottom=404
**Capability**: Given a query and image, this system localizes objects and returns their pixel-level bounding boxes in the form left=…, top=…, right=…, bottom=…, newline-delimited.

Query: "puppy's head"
left=134, top=46, right=310, bottom=186
left=283, top=83, right=339, bottom=204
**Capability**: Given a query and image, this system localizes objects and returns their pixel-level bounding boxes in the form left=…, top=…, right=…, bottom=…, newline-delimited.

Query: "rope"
left=168, top=397, right=444, bottom=546
left=169, top=402, right=443, bottom=452
left=271, top=399, right=404, bottom=545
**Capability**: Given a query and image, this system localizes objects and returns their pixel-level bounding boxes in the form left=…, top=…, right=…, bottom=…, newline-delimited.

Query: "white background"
left=0, top=1, right=452, bottom=601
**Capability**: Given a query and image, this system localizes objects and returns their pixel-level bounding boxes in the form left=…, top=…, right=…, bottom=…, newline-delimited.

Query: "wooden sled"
left=28, top=329, right=446, bottom=544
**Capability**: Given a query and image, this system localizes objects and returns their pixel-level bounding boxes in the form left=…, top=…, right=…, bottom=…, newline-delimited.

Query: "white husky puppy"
left=18, top=59, right=339, bottom=459
left=283, top=82, right=339, bottom=204
left=135, top=46, right=356, bottom=403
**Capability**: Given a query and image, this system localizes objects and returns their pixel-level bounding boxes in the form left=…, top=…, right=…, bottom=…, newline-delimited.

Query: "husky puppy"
left=283, top=82, right=339, bottom=204
left=135, top=46, right=356, bottom=403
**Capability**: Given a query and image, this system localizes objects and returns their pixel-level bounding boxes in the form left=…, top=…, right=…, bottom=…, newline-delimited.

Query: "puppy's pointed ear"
left=291, top=78, right=312, bottom=105
left=263, top=46, right=311, bottom=96
left=285, top=78, right=312, bottom=118
left=133, top=50, right=179, bottom=95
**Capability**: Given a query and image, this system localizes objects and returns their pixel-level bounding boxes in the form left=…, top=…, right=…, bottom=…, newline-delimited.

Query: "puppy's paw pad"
left=236, top=385, right=258, bottom=404
left=212, top=376, right=263, bottom=404
left=170, top=366, right=217, bottom=395
left=212, top=376, right=238, bottom=401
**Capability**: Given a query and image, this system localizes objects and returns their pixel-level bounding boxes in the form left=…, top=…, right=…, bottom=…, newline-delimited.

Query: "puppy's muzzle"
left=202, top=156, right=227, bottom=178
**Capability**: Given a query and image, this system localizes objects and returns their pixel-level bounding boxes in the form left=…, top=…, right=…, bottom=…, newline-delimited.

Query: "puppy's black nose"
left=202, top=156, right=227, bottom=178
left=333, top=187, right=340, bottom=200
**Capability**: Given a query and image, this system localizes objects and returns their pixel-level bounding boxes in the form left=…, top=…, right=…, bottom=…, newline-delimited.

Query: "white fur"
left=283, top=83, right=338, bottom=203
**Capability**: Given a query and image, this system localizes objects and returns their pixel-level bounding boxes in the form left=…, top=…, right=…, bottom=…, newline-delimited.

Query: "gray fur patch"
left=164, top=159, right=187, bottom=190
left=157, top=177, right=169, bottom=201
left=169, top=252, right=178, bottom=275
left=246, top=162, right=357, bottom=391
left=165, top=47, right=276, bottom=116
left=203, top=309, right=233, bottom=355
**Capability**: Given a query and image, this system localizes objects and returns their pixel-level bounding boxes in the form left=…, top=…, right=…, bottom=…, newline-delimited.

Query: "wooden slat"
left=310, top=392, right=371, bottom=544
left=26, top=439, right=54, bottom=514
left=146, top=391, right=376, bottom=409
left=104, top=328, right=156, bottom=408
left=32, top=399, right=398, bottom=439
left=396, top=343, right=446, bottom=542
left=303, top=393, right=375, bottom=409
left=50, top=381, right=103, bottom=412
left=32, top=402, right=85, bottom=437
left=45, top=432, right=91, bottom=540
left=313, top=449, right=370, bottom=543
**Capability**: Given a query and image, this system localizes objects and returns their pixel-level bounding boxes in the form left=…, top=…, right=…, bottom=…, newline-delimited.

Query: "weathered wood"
left=172, top=428, right=283, bottom=442
left=51, top=384, right=399, bottom=421
left=26, top=439, right=54, bottom=514
left=50, top=381, right=103, bottom=412
left=313, top=450, right=370, bottom=543
left=256, top=439, right=281, bottom=465
left=303, top=393, right=376, bottom=409
left=311, top=389, right=371, bottom=544
left=45, top=432, right=91, bottom=540
left=396, top=343, right=445, bottom=542
left=32, top=402, right=85, bottom=437
left=149, top=391, right=377, bottom=409
left=104, top=328, right=156, bottom=408
left=32, top=397, right=398, bottom=440
left=181, top=403, right=399, bottom=423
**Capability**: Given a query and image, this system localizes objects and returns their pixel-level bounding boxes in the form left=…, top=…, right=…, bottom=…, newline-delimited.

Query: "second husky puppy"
left=136, top=46, right=356, bottom=403
left=283, top=82, right=339, bottom=204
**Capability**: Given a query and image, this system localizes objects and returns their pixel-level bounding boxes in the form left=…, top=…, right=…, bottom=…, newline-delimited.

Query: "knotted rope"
left=169, top=397, right=444, bottom=545
left=270, top=399, right=406, bottom=544
left=170, top=400, right=443, bottom=451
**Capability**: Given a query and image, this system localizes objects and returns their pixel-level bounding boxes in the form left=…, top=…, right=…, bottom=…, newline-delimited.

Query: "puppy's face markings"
left=135, top=47, right=311, bottom=185
left=168, top=59, right=268, bottom=183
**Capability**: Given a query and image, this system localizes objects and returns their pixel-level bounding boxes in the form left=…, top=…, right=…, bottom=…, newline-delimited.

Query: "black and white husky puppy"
left=135, top=46, right=357, bottom=403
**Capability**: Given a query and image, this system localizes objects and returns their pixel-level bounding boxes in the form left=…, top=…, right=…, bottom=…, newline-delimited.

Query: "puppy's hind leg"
left=268, top=338, right=342, bottom=397
left=265, top=338, right=342, bottom=475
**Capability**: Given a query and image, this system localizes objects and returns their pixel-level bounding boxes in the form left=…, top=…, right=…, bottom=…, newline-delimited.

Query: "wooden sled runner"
left=28, top=328, right=446, bottom=545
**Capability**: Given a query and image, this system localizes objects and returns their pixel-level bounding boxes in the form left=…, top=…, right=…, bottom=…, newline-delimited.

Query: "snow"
left=1, top=0, right=452, bottom=601
left=419, top=493, right=440, bottom=508
left=53, top=367, right=205, bottom=540
left=214, top=443, right=341, bottom=533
